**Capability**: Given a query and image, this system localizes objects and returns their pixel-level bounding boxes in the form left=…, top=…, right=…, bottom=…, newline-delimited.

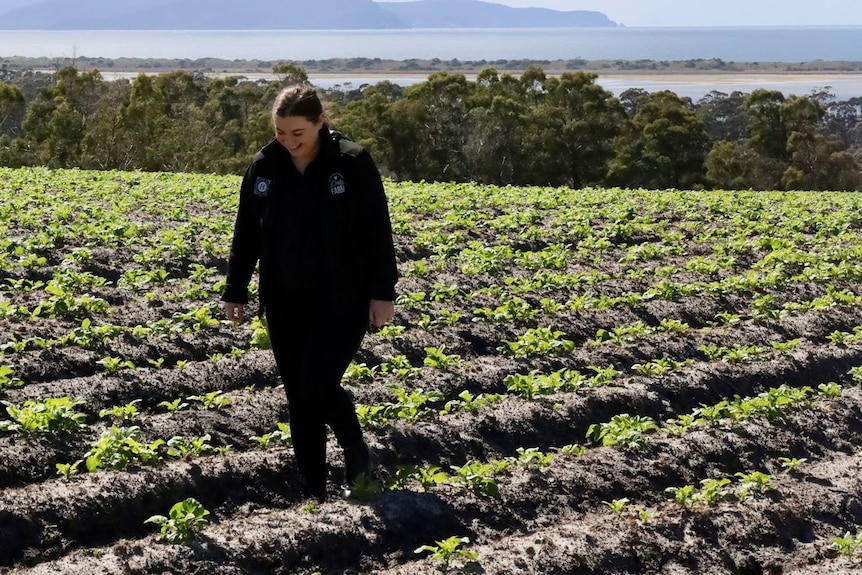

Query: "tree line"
left=0, top=62, right=860, bottom=190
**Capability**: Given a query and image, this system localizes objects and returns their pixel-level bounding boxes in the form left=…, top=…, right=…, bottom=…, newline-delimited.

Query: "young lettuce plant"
left=415, top=536, right=479, bottom=573
left=145, top=498, right=210, bottom=544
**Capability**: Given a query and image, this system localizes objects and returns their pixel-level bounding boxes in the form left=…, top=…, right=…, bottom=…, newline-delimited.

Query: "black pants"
left=265, top=290, right=369, bottom=496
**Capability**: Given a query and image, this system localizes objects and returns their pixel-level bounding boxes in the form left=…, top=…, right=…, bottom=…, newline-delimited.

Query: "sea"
left=2, top=26, right=862, bottom=100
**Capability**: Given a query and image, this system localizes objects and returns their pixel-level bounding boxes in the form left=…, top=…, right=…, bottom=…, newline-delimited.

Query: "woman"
left=221, top=84, right=398, bottom=501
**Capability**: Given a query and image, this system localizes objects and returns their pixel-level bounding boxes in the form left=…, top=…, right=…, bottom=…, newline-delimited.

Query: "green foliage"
left=84, top=425, right=163, bottom=472
left=449, top=460, right=508, bottom=497
left=829, top=528, right=862, bottom=561
left=187, top=390, right=231, bottom=410
left=98, top=399, right=142, bottom=422
left=159, top=398, right=190, bottom=413
left=166, top=434, right=221, bottom=459
left=500, top=327, right=575, bottom=357
left=0, top=364, right=24, bottom=390
left=145, top=498, right=210, bottom=544
left=587, top=414, right=660, bottom=450
left=251, top=423, right=293, bottom=449
left=415, top=536, right=479, bottom=572
left=0, top=397, right=87, bottom=434
left=604, top=497, right=630, bottom=516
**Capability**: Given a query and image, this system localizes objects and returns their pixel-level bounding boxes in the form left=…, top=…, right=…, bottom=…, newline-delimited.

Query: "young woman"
left=221, top=84, right=398, bottom=501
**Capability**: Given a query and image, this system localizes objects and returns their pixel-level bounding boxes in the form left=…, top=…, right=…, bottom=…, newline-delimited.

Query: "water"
left=3, top=27, right=862, bottom=100
left=2, top=27, right=862, bottom=62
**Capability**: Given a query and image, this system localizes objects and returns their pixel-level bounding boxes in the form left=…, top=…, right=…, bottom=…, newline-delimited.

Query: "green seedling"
left=415, top=536, right=479, bottom=573
left=344, top=472, right=382, bottom=502
left=145, top=498, right=210, bottom=544
left=56, top=460, right=83, bottom=480
left=829, top=528, right=862, bottom=560
left=666, top=484, right=697, bottom=508
left=97, top=356, right=136, bottom=375
left=187, top=390, right=231, bottom=410
left=514, top=447, right=554, bottom=470
left=449, top=460, right=507, bottom=498
left=0, top=397, right=87, bottom=434
left=636, top=507, right=653, bottom=524
left=251, top=423, right=292, bottom=448
left=778, top=456, right=807, bottom=471
left=0, top=365, right=24, bottom=390
left=159, top=398, right=189, bottom=413
left=587, top=414, right=659, bottom=450
left=552, top=444, right=586, bottom=456
left=734, top=471, right=775, bottom=499
left=604, top=497, right=630, bottom=516
left=84, top=425, right=163, bottom=472
left=98, top=399, right=142, bottom=421
left=166, top=434, right=220, bottom=459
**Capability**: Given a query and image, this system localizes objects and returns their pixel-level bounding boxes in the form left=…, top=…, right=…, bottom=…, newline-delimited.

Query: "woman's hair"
left=271, top=84, right=324, bottom=123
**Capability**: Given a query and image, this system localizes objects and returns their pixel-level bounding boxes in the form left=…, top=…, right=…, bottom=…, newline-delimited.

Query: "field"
left=1, top=167, right=862, bottom=575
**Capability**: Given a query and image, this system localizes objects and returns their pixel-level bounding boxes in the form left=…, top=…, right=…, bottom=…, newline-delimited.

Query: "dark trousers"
left=265, top=290, right=369, bottom=496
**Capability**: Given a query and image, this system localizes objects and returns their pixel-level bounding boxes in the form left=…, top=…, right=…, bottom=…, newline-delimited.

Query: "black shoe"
left=343, top=441, right=372, bottom=486
left=301, top=479, right=327, bottom=503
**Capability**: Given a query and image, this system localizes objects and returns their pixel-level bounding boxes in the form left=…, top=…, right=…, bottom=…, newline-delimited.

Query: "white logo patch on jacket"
left=253, top=177, right=271, bottom=197
left=329, top=173, right=346, bottom=196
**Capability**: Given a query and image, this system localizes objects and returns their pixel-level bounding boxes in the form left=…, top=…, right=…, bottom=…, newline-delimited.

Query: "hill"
left=380, top=0, right=618, bottom=28
left=0, top=0, right=619, bottom=29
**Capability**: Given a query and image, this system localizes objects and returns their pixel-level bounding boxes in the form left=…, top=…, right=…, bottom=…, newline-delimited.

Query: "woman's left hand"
left=369, top=299, right=395, bottom=330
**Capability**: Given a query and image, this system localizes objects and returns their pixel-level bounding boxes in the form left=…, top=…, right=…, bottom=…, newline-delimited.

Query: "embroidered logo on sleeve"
left=329, top=173, right=346, bottom=196
left=253, top=177, right=271, bottom=197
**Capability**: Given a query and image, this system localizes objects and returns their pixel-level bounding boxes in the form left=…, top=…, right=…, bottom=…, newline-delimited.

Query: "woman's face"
left=274, top=113, right=324, bottom=164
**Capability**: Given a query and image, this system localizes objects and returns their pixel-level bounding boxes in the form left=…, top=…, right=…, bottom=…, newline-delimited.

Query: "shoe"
left=343, top=440, right=372, bottom=486
left=301, top=478, right=327, bottom=503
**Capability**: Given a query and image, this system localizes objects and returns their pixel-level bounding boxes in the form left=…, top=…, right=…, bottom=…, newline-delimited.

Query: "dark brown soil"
left=1, top=169, right=862, bottom=575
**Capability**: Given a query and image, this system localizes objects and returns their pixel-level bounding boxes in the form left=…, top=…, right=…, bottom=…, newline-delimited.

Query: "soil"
left=1, top=171, right=861, bottom=575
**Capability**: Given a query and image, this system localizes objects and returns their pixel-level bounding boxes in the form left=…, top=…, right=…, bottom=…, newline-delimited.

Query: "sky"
left=375, top=0, right=862, bottom=27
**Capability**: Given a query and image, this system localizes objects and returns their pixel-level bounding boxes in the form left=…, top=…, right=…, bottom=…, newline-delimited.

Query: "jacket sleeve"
left=356, top=149, right=399, bottom=301
left=221, top=165, right=262, bottom=304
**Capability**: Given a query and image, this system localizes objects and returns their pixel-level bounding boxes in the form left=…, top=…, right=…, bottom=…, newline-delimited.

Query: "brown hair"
left=271, top=84, right=324, bottom=123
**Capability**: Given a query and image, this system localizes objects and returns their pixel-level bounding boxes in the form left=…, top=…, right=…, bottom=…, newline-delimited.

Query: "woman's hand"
left=368, top=299, right=394, bottom=330
left=222, top=301, right=246, bottom=324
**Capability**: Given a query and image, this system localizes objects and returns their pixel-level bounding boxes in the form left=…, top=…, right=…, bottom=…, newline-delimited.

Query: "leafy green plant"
left=56, top=460, right=83, bottom=480
left=829, top=527, right=862, bottom=561
left=440, top=391, right=504, bottom=415
left=166, top=434, right=220, bottom=459
left=0, top=397, right=87, bottom=434
left=734, top=471, right=775, bottom=499
left=98, top=399, right=142, bottom=422
left=249, top=316, right=270, bottom=350
left=513, top=447, right=554, bottom=470
left=604, top=497, right=630, bottom=516
left=500, top=327, right=575, bottom=357
left=778, top=456, right=807, bottom=472
left=0, top=364, right=24, bottom=390
left=188, top=390, right=231, bottom=410
left=587, top=414, right=660, bottom=450
left=344, top=472, right=382, bottom=502
left=159, top=398, right=190, bottom=413
left=423, top=346, right=462, bottom=370
left=449, top=460, right=508, bottom=497
left=145, top=498, right=210, bottom=544
left=97, top=356, right=136, bottom=375
left=84, top=425, right=163, bottom=471
left=251, top=423, right=293, bottom=448
left=415, top=536, right=479, bottom=572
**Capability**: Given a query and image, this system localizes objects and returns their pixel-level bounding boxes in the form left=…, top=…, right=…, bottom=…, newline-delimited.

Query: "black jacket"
left=221, top=127, right=398, bottom=315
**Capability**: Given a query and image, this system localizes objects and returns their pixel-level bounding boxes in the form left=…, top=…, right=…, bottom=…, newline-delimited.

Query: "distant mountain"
left=0, top=0, right=408, bottom=29
left=0, top=0, right=620, bottom=29
left=379, top=0, right=619, bottom=28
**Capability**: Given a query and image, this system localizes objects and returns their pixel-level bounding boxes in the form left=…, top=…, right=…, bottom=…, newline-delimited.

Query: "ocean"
left=2, top=27, right=862, bottom=99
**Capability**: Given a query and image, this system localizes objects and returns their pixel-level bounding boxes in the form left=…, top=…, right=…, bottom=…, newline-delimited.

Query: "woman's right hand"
left=222, top=301, right=246, bottom=324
